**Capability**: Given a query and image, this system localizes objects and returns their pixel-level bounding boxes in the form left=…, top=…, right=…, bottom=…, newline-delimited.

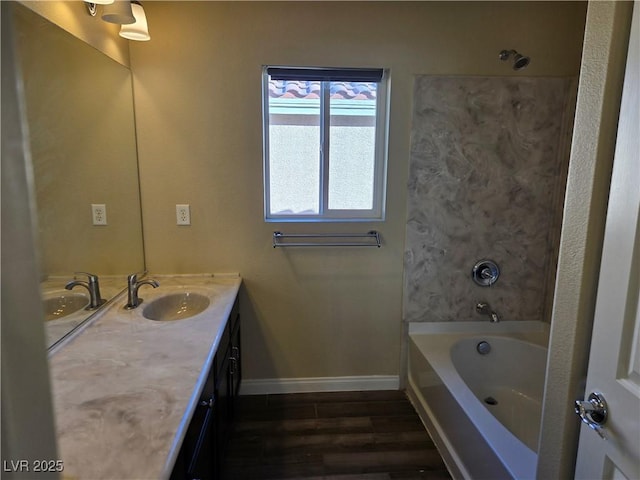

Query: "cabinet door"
left=171, top=382, right=215, bottom=479
left=229, top=320, right=241, bottom=403
left=186, top=398, right=215, bottom=480
left=214, top=349, right=231, bottom=478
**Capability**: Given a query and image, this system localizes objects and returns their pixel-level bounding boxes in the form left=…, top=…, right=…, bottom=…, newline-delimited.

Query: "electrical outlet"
left=176, top=204, right=191, bottom=225
left=91, top=204, right=107, bottom=225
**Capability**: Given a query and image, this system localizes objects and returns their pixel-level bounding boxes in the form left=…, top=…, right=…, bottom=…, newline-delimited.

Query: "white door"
left=574, top=3, right=640, bottom=479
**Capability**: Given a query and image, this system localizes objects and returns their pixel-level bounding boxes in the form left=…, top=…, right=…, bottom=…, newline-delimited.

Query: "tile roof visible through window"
left=269, top=80, right=377, bottom=100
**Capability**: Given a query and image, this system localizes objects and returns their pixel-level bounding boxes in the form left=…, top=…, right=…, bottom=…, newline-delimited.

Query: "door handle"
left=575, top=392, right=608, bottom=439
left=229, top=346, right=240, bottom=375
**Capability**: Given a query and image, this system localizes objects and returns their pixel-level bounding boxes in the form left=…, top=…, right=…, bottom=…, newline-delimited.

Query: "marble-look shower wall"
left=404, top=76, right=575, bottom=323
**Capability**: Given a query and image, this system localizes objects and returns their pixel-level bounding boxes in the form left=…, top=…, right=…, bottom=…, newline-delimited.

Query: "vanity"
left=47, top=274, right=242, bottom=480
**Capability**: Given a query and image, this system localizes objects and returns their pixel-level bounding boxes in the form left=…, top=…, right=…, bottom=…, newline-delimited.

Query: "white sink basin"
left=43, top=293, right=90, bottom=321
left=142, top=292, right=210, bottom=321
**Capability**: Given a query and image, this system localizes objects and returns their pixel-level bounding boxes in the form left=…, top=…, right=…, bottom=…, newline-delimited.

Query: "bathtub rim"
left=407, top=320, right=549, bottom=479
left=408, top=320, right=550, bottom=341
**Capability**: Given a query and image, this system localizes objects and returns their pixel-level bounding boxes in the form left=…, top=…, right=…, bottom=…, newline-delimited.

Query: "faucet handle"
left=479, top=267, right=494, bottom=280
left=127, top=271, right=149, bottom=284
left=74, top=271, right=99, bottom=282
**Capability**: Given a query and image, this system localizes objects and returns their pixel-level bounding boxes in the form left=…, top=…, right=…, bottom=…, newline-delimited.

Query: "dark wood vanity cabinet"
left=171, top=296, right=241, bottom=480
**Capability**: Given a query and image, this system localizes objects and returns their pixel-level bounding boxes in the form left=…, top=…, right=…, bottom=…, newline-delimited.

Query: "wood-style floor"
left=222, top=390, right=452, bottom=480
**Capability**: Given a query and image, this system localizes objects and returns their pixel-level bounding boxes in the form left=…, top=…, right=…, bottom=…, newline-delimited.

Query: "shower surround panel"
left=404, top=76, right=574, bottom=323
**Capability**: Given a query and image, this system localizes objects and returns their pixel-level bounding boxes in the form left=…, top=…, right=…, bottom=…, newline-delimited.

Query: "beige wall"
left=19, top=0, right=130, bottom=66
left=130, top=1, right=587, bottom=381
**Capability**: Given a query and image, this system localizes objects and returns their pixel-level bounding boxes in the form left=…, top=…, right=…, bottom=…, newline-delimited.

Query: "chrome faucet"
left=65, top=272, right=106, bottom=309
left=476, top=302, right=500, bottom=323
left=124, top=273, right=159, bottom=309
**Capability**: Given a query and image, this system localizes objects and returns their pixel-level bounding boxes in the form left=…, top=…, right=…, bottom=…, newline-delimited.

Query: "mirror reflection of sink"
left=43, top=293, right=90, bottom=321
left=142, top=293, right=210, bottom=321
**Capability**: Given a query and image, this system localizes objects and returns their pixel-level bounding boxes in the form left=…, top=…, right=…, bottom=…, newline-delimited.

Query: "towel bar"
left=272, top=231, right=381, bottom=248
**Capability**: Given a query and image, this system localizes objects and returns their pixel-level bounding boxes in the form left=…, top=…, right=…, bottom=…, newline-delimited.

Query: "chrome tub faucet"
left=124, top=272, right=159, bottom=309
left=476, top=302, right=500, bottom=323
left=65, top=272, right=106, bottom=309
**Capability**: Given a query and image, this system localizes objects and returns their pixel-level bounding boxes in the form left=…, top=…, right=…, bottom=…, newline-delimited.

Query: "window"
left=262, top=66, right=389, bottom=221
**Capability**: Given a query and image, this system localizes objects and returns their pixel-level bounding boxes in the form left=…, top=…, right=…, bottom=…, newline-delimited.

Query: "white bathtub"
left=407, top=321, right=549, bottom=480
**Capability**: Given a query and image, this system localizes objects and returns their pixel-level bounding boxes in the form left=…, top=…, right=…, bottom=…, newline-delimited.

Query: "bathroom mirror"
left=13, top=4, right=145, bottom=349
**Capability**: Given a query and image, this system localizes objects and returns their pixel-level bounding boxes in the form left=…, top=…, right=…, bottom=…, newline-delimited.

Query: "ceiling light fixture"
left=84, top=0, right=114, bottom=17
left=101, top=0, right=135, bottom=25
left=119, top=1, right=151, bottom=41
left=84, top=0, right=150, bottom=41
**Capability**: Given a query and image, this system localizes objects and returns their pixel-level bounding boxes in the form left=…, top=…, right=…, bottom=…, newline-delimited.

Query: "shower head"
left=499, top=49, right=530, bottom=71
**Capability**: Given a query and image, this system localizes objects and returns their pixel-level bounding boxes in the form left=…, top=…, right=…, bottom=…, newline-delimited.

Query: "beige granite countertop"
left=48, top=274, right=242, bottom=480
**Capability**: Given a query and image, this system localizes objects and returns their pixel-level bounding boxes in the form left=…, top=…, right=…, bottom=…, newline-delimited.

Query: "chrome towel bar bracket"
left=273, top=231, right=381, bottom=248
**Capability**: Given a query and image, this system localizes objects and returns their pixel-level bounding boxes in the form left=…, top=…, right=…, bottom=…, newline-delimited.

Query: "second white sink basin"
left=142, top=292, right=210, bottom=321
left=43, top=293, right=90, bottom=321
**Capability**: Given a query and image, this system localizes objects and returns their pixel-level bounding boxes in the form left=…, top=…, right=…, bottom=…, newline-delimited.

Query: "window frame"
left=262, top=66, right=390, bottom=222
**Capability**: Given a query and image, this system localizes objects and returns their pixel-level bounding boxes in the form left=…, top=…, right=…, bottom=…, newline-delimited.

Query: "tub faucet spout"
left=476, top=302, right=500, bottom=322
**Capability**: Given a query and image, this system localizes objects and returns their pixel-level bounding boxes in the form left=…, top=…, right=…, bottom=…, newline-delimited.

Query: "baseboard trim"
left=240, top=375, right=400, bottom=395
